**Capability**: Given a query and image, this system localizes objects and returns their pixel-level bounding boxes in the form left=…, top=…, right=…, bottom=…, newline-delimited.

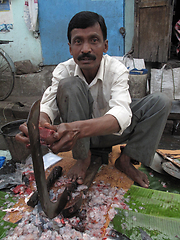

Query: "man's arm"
left=72, top=114, right=120, bottom=138
left=49, top=114, right=120, bottom=153
left=15, top=61, right=72, bottom=145
left=15, top=112, right=56, bottom=145
left=40, top=61, right=74, bottom=125
left=39, top=112, right=52, bottom=127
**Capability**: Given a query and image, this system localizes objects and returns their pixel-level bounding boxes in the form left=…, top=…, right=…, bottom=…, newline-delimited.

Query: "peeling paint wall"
left=0, top=0, right=42, bottom=66
left=125, top=0, right=134, bottom=54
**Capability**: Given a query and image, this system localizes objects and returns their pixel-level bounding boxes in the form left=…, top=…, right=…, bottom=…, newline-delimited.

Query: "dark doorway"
left=171, top=0, right=180, bottom=60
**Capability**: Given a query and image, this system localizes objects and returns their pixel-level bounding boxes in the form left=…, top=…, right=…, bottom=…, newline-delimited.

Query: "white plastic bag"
left=113, top=55, right=147, bottom=98
left=43, top=152, right=62, bottom=170
left=24, top=0, right=38, bottom=32
left=151, top=64, right=180, bottom=100
left=113, top=55, right=145, bottom=71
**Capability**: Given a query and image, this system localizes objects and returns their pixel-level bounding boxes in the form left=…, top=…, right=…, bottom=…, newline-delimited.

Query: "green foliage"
left=0, top=191, right=17, bottom=239
left=111, top=185, right=180, bottom=240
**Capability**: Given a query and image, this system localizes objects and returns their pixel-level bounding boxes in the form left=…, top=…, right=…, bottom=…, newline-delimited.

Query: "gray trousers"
left=56, top=77, right=171, bottom=167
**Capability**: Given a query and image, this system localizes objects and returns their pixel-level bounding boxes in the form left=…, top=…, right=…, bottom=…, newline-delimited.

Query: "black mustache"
left=77, top=53, right=96, bottom=61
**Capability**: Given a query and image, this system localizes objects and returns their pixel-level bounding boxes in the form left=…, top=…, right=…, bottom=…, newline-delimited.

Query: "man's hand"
left=39, top=112, right=52, bottom=128
left=49, top=123, right=80, bottom=154
left=15, top=122, right=30, bottom=147
left=15, top=119, right=80, bottom=154
left=15, top=112, right=54, bottom=148
left=16, top=112, right=119, bottom=153
left=49, top=115, right=120, bottom=153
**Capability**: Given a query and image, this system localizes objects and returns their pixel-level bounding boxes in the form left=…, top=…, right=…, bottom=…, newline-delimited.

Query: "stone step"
left=0, top=96, right=40, bottom=123
left=11, top=66, right=54, bottom=97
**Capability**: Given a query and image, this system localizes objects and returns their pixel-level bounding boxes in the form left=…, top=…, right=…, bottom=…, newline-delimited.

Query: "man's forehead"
left=71, top=23, right=103, bottom=38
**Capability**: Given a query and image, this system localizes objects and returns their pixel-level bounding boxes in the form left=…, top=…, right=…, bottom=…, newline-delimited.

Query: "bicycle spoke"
left=0, top=53, right=15, bottom=100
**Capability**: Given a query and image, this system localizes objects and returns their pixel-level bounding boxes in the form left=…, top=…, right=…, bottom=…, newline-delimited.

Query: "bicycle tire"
left=0, top=51, right=15, bottom=101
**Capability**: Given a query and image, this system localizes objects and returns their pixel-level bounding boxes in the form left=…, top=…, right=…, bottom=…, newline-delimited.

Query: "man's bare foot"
left=115, top=153, right=149, bottom=188
left=67, top=151, right=91, bottom=184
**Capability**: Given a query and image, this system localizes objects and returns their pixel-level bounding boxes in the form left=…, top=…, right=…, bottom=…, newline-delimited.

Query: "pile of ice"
left=4, top=181, right=128, bottom=239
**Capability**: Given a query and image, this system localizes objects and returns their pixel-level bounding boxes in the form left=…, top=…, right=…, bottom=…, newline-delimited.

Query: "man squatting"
left=16, top=11, right=171, bottom=188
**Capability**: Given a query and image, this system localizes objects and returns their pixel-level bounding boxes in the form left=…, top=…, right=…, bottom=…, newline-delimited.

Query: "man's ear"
left=68, top=42, right=73, bottom=56
left=103, top=40, right=108, bottom=53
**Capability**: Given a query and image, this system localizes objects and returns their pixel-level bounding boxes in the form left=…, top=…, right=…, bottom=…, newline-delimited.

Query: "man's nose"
left=81, top=42, right=91, bottom=53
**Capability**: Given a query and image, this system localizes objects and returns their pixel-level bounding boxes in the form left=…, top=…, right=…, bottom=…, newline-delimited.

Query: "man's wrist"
left=40, top=112, right=52, bottom=125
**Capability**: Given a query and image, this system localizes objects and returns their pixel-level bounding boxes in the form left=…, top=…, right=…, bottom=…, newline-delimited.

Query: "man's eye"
left=91, top=38, right=98, bottom=43
left=74, top=39, right=81, bottom=44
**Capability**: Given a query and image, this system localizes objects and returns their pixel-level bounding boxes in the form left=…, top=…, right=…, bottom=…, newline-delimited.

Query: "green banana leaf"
left=0, top=191, right=17, bottom=239
left=111, top=185, right=180, bottom=240
left=112, top=208, right=180, bottom=240
left=138, top=164, right=180, bottom=194
left=124, top=185, right=180, bottom=219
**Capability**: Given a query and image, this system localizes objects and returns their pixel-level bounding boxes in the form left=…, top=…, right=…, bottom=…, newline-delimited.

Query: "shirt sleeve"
left=105, top=60, right=132, bottom=135
left=40, top=63, right=70, bottom=124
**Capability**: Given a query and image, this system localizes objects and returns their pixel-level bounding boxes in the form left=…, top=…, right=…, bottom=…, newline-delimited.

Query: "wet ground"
left=158, top=120, right=180, bottom=150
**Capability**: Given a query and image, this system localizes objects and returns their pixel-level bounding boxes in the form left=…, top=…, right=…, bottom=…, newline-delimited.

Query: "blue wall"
left=38, top=0, right=125, bottom=65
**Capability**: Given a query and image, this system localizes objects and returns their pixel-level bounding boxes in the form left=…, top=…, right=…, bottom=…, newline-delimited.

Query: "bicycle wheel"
left=0, top=51, right=15, bottom=101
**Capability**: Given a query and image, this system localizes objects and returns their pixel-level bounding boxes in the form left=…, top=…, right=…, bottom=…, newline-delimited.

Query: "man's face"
left=68, top=23, right=108, bottom=76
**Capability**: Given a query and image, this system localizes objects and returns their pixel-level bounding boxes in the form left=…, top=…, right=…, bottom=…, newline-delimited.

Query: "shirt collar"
left=74, top=56, right=105, bottom=85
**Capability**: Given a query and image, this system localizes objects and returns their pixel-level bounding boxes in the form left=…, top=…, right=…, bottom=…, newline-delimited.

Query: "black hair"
left=67, top=11, right=107, bottom=43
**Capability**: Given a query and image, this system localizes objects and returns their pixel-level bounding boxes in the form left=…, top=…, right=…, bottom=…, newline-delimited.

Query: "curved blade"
left=162, top=162, right=180, bottom=179
left=27, top=100, right=69, bottom=219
